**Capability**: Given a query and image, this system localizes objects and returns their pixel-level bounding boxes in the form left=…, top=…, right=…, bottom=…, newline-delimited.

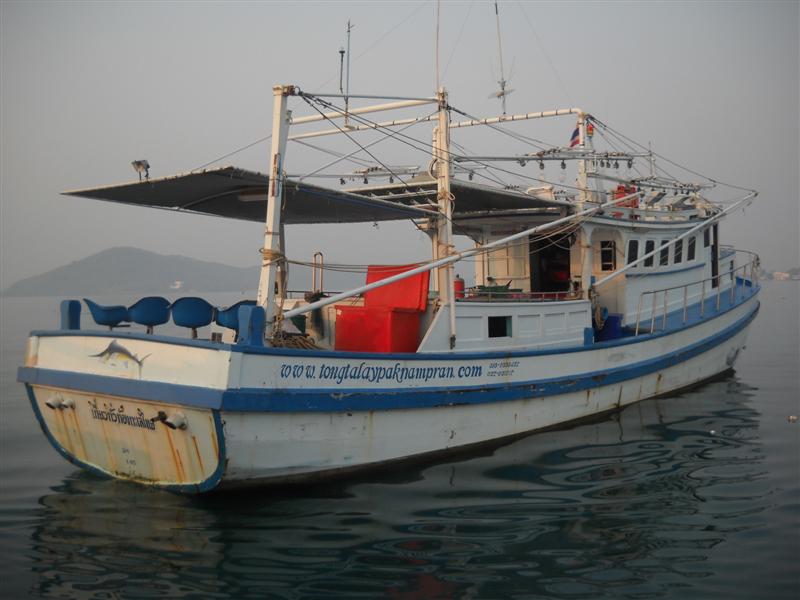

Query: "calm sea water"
left=1, top=284, right=797, bottom=599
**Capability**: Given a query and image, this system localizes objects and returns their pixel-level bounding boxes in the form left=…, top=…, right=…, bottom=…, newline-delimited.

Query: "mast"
left=344, top=20, right=353, bottom=128
left=257, top=84, right=293, bottom=327
left=434, top=87, right=457, bottom=348
left=572, top=111, right=594, bottom=300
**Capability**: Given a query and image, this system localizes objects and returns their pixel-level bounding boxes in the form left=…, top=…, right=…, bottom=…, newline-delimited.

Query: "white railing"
left=633, top=250, right=759, bottom=335
left=311, top=252, right=324, bottom=293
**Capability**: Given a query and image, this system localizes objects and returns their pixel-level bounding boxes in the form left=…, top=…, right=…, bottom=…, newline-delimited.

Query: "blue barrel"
left=596, top=313, right=623, bottom=341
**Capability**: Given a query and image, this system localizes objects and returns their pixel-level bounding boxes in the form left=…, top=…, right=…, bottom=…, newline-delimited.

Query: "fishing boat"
left=17, top=83, right=760, bottom=493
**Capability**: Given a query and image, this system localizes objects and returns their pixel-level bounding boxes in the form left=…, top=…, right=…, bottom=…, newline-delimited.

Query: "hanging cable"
left=591, top=116, right=756, bottom=193
left=299, top=94, right=413, bottom=188
left=292, top=139, right=375, bottom=168
left=190, top=134, right=272, bottom=172
left=442, top=1, right=474, bottom=79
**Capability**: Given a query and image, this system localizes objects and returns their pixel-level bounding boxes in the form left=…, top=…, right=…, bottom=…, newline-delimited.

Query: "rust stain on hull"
left=164, top=429, right=187, bottom=482
left=31, top=385, right=220, bottom=488
left=192, top=436, right=205, bottom=473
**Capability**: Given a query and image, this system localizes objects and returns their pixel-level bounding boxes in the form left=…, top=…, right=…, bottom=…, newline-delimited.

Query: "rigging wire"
left=190, top=134, right=272, bottom=173
left=443, top=105, right=595, bottom=193
left=590, top=121, right=683, bottom=184
left=514, top=2, right=575, bottom=107
left=299, top=92, right=586, bottom=196
left=292, top=139, right=375, bottom=168
left=295, top=110, right=439, bottom=182
left=442, top=0, right=474, bottom=80
left=284, top=215, right=584, bottom=275
left=591, top=116, right=757, bottom=193
left=189, top=3, right=433, bottom=173
left=299, top=94, right=413, bottom=188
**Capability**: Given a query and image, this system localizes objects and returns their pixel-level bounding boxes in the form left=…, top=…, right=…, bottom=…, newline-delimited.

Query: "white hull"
left=19, top=292, right=758, bottom=492
left=222, top=300, right=754, bottom=485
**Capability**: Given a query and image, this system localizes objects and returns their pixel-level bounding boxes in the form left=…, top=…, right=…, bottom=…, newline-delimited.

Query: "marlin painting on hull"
left=18, top=80, right=760, bottom=493
left=90, top=341, right=150, bottom=376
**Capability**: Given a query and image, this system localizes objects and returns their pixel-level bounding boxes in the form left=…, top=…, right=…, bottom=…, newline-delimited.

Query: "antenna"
left=338, top=46, right=345, bottom=96
left=344, top=20, right=353, bottom=128
left=489, top=0, right=513, bottom=114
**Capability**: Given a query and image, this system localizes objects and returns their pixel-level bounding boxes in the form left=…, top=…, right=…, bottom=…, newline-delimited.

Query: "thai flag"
left=569, top=125, right=580, bottom=148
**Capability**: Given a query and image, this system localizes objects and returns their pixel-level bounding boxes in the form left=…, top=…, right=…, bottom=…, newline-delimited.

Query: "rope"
left=593, top=303, right=607, bottom=330
left=260, top=247, right=288, bottom=337
left=260, top=248, right=286, bottom=265
left=270, top=331, right=322, bottom=350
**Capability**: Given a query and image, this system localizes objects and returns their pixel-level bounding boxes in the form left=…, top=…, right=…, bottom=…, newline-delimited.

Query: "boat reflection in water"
left=29, top=378, right=768, bottom=599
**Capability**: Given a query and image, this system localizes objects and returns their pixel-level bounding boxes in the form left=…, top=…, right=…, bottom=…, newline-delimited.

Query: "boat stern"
left=18, top=331, right=230, bottom=493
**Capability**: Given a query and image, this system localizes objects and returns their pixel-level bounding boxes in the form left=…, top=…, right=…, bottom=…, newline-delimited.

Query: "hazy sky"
left=1, top=0, right=798, bottom=290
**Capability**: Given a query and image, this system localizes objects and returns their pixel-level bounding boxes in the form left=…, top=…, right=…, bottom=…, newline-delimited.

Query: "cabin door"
left=711, top=224, right=720, bottom=287
left=529, top=235, right=571, bottom=293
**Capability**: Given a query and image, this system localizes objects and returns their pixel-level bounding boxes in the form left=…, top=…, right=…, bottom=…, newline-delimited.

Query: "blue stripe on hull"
left=19, top=367, right=223, bottom=408
left=222, top=301, right=758, bottom=411
left=19, top=300, right=760, bottom=414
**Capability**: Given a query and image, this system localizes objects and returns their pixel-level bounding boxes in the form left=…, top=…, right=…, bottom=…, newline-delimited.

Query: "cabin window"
left=659, top=240, right=670, bottom=266
left=644, top=240, right=655, bottom=267
left=488, top=316, right=512, bottom=338
left=674, top=239, right=683, bottom=263
left=704, top=228, right=710, bottom=247
left=600, top=241, right=616, bottom=271
left=627, top=240, right=639, bottom=265
left=687, top=236, right=696, bottom=261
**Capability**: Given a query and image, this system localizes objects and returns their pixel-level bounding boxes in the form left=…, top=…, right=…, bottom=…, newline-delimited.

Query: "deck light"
left=340, top=178, right=346, bottom=185
left=627, top=159, right=633, bottom=168
left=539, top=161, right=544, bottom=170
left=614, top=160, right=619, bottom=169
left=131, top=159, right=150, bottom=181
left=560, top=160, right=566, bottom=169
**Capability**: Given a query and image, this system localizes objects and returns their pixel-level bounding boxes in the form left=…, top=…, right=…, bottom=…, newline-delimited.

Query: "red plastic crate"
left=335, top=306, right=421, bottom=353
left=333, top=264, right=429, bottom=353
left=364, top=264, right=429, bottom=311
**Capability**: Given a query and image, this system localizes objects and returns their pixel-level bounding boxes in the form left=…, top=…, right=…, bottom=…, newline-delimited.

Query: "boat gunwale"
left=23, top=280, right=759, bottom=362
left=19, top=296, right=760, bottom=413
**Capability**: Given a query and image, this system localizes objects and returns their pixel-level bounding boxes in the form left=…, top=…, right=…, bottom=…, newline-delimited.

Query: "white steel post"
left=575, top=115, right=595, bottom=299
left=575, top=112, right=590, bottom=211
left=581, top=224, right=593, bottom=300
left=257, top=84, right=293, bottom=324
left=435, top=87, right=457, bottom=348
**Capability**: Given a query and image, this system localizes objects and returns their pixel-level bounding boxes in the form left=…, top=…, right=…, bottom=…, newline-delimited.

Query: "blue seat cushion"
left=215, top=299, right=257, bottom=332
left=171, top=297, right=215, bottom=329
left=83, top=298, right=129, bottom=328
left=128, top=296, right=171, bottom=327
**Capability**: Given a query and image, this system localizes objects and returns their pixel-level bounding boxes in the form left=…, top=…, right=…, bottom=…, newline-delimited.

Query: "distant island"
left=2, top=247, right=259, bottom=297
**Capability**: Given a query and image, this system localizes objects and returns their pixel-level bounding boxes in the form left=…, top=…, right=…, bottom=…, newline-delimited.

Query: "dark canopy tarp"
left=63, top=166, right=569, bottom=225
